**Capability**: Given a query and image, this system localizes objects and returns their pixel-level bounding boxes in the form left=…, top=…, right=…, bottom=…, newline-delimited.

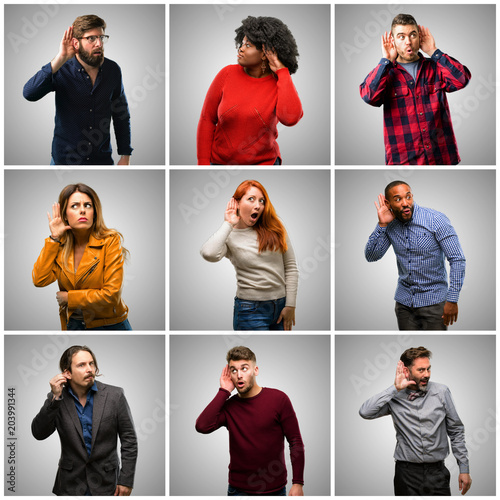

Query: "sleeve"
left=23, top=62, right=55, bottom=101
left=200, top=221, right=233, bottom=262
left=433, top=214, right=466, bottom=303
left=117, top=390, right=138, bottom=488
left=111, top=65, right=133, bottom=156
left=279, top=394, right=305, bottom=485
left=32, top=238, right=60, bottom=287
left=283, top=235, right=298, bottom=308
left=359, top=58, right=394, bottom=107
left=31, top=393, right=61, bottom=440
left=359, top=385, right=397, bottom=419
left=67, top=235, right=125, bottom=310
left=432, top=49, right=471, bottom=92
left=365, top=224, right=392, bottom=262
left=443, top=387, right=469, bottom=474
left=275, top=68, right=303, bottom=126
left=196, top=67, right=228, bottom=165
left=195, top=388, right=231, bottom=433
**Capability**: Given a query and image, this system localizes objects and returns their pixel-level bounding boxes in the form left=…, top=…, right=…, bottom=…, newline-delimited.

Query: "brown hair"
left=57, top=183, right=129, bottom=270
left=400, top=346, right=432, bottom=368
left=226, top=346, right=256, bottom=364
left=72, top=15, right=106, bottom=39
left=59, top=345, right=101, bottom=375
left=391, top=14, right=418, bottom=35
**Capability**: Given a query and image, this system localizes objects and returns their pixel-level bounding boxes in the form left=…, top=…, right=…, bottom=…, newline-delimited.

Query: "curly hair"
left=234, top=16, right=299, bottom=74
left=400, top=346, right=432, bottom=368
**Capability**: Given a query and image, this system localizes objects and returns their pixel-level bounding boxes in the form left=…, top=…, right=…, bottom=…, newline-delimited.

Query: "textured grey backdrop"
left=6, top=4, right=165, bottom=165
left=335, top=4, right=495, bottom=165
left=170, top=4, right=330, bottom=165
left=170, top=334, right=330, bottom=496
left=4, top=334, right=165, bottom=495
left=336, top=335, right=496, bottom=495
left=5, top=170, right=165, bottom=330
left=335, top=169, right=495, bottom=330
left=170, top=169, right=331, bottom=330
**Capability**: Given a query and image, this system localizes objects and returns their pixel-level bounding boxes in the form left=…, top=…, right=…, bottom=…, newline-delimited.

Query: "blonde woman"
left=33, top=183, right=131, bottom=330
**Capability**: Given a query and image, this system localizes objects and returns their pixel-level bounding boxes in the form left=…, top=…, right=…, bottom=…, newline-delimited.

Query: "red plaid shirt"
left=360, top=50, right=471, bottom=165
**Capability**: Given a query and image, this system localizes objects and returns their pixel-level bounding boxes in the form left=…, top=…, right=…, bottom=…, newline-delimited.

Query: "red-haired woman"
left=201, top=180, right=298, bottom=330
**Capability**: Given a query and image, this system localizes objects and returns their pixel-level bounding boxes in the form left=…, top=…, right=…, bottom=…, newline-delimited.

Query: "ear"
left=254, top=365, right=259, bottom=376
left=72, top=38, right=79, bottom=50
left=63, top=369, right=72, bottom=380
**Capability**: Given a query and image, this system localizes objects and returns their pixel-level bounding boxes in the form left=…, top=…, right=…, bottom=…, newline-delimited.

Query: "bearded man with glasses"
left=23, top=15, right=133, bottom=165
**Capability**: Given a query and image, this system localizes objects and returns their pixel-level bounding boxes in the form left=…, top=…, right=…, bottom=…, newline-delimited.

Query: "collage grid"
left=1, top=0, right=498, bottom=498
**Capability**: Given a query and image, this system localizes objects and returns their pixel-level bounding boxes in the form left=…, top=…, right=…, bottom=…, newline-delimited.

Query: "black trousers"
left=394, top=461, right=451, bottom=496
left=395, top=301, right=447, bottom=330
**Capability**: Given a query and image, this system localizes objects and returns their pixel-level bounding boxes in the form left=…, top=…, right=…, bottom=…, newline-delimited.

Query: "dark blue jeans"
left=233, top=297, right=286, bottom=331
left=67, top=317, right=133, bottom=330
left=227, top=485, right=286, bottom=496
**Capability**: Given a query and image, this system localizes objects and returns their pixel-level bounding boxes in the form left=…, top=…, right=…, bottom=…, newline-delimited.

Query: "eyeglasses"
left=79, top=35, right=109, bottom=44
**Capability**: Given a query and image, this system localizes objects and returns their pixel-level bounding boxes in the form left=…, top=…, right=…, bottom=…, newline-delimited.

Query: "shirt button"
left=419, top=112, right=423, bottom=115
left=89, top=126, right=93, bottom=130
left=90, top=109, right=93, bottom=112
left=423, top=128, right=426, bottom=132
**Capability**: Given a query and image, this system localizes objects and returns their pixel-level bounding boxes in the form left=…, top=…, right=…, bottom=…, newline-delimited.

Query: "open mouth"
left=251, top=213, right=259, bottom=220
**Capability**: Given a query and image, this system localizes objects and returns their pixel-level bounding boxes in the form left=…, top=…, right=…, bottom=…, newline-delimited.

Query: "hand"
left=374, top=194, right=395, bottom=227
left=264, top=48, right=285, bottom=73
left=381, top=31, right=397, bottom=62
left=117, top=155, right=131, bottom=165
left=289, top=484, right=304, bottom=496
left=220, top=365, right=235, bottom=393
left=394, top=360, right=416, bottom=391
left=47, top=202, right=71, bottom=240
left=114, top=485, right=132, bottom=496
left=49, top=372, right=69, bottom=398
left=51, top=26, right=77, bottom=73
left=458, top=473, right=471, bottom=495
left=224, top=198, right=240, bottom=226
left=56, top=291, right=68, bottom=307
left=277, top=306, right=295, bottom=331
left=442, top=301, right=458, bottom=326
left=418, top=25, right=437, bottom=57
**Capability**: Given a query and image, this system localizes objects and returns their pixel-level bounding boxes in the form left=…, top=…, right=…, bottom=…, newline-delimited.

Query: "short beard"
left=78, top=44, right=104, bottom=67
left=236, top=379, right=254, bottom=395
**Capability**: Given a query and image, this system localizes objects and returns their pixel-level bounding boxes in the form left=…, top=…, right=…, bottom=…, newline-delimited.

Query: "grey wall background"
left=170, top=169, right=330, bottom=330
left=6, top=4, right=165, bottom=165
left=170, top=334, right=330, bottom=496
left=336, top=335, right=496, bottom=495
left=335, top=4, right=495, bottom=165
left=4, top=334, right=165, bottom=495
left=170, top=4, right=330, bottom=165
left=5, top=170, right=165, bottom=330
left=335, top=169, right=495, bottom=330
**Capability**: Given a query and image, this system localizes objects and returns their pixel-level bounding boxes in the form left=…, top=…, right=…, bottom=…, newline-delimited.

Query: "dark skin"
left=237, top=36, right=285, bottom=78
left=374, top=184, right=459, bottom=326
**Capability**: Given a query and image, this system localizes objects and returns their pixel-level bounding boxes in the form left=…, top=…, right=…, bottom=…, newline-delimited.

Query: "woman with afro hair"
left=201, top=180, right=298, bottom=330
left=197, top=16, right=303, bottom=165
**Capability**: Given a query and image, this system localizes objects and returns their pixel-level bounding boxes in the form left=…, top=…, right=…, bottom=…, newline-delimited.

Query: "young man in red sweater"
left=196, top=346, right=305, bottom=495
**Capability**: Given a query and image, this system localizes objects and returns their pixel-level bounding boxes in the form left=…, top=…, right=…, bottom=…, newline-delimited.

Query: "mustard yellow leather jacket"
left=33, top=234, right=129, bottom=329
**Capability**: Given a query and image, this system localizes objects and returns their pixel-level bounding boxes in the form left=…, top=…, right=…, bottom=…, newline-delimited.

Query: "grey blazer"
left=32, top=381, right=138, bottom=496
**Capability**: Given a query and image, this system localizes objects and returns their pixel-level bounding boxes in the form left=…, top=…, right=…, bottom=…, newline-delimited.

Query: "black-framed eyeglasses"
left=78, top=35, right=109, bottom=44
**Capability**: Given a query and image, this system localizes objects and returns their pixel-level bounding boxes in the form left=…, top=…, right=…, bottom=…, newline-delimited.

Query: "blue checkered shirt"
left=365, top=203, right=465, bottom=307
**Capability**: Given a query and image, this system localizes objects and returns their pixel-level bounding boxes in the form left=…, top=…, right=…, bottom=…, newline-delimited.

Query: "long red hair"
left=233, top=180, right=288, bottom=253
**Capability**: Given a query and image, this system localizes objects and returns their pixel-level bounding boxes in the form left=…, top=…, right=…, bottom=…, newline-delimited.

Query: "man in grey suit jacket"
left=32, top=345, right=138, bottom=496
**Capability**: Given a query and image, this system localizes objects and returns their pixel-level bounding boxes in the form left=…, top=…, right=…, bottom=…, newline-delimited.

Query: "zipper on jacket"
left=77, top=261, right=99, bottom=285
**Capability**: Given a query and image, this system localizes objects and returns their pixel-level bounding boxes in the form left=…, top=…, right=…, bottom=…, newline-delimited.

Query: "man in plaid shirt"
left=360, top=14, right=471, bottom=165
left=365, top=180, right=466, bottom=330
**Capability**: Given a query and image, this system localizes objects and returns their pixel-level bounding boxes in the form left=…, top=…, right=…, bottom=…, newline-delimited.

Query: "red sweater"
left=195, top=387, right=305, bottom=493
left=197, top=65, right=303, bottom=165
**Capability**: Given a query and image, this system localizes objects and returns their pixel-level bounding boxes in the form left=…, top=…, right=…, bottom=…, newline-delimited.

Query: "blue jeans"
left=67, top=317, right=133, bottom=330
left=227, top=485, right=286, bottom=496
left=233, top=297, right=285, bottom=331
